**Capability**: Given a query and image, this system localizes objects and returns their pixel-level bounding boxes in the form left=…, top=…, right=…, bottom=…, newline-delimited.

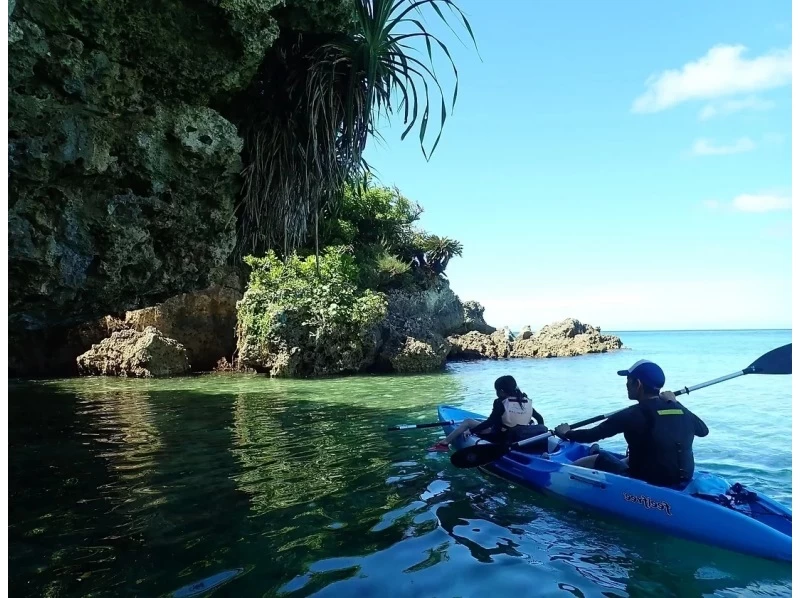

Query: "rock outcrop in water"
left=77, top=326, right=190, bottom=377
left=447, top=330, right=514, bottom=360
left=122, top=276, right=242, bottom=371
left=448, top=318, right=622, bottom=361
left=236, top=277, right=467, bottom=377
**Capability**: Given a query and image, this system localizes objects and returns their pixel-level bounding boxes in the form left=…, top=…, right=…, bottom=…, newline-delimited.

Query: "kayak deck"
left=438, top=405, right=792, bottom=563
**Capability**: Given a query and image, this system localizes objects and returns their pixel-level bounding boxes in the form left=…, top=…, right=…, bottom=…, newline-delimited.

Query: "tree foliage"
left=233, top=0, right=477, bottom=256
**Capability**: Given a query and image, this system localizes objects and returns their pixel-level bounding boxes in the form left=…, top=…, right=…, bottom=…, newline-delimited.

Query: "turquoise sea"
left=8, top=329, right=792, bottom=597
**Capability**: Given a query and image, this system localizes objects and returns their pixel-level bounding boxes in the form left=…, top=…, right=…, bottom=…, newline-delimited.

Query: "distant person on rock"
left=428, top=375, right=546, bottom=452
left=553, top=360, right=709, bottom=488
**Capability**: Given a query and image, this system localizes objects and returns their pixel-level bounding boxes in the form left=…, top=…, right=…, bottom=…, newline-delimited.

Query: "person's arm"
left=690, top=407, right=709, bottom=438
left=531, top=406, right=544, bottom=426
left=559, top=407, right=639, bottom=444
left=471, top=399, right=504, bottom=434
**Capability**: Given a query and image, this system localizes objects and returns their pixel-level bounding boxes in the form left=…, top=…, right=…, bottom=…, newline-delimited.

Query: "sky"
left=363, top=0, right=792, bottom=331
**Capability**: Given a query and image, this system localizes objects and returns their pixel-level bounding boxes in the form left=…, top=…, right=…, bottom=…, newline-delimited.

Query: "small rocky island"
left=66, top=278, right=622, bottom=378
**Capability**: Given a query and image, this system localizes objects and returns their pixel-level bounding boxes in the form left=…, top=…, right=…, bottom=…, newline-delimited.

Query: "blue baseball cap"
left=617, top=359, right=666, bottom=389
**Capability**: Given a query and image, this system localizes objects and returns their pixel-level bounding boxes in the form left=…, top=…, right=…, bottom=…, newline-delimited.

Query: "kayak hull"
left=438, top=405, right=792, bottom=563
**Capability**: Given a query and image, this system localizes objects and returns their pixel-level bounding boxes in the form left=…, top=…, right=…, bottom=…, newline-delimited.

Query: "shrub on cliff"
left=317, top=179, right=462, bottom=290
left=236, top=247, right=388, bottom=376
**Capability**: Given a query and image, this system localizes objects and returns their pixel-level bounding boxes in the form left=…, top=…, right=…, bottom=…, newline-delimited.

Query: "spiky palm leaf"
left=236, top=0, right=476, bottom=257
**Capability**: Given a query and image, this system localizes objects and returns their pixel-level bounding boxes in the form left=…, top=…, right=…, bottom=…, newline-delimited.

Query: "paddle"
left=450, top=343, right=792, bottom=469
left=387, top=420, right=461, bottom=431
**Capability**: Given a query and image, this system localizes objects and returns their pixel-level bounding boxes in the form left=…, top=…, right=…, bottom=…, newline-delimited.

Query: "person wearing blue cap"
left=553, top=359, right=709, bottom=488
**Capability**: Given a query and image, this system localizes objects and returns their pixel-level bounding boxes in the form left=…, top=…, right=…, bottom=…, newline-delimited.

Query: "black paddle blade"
left=748, top=343, right=792, bottom=375
left=449, top=443, right=510, bottom=468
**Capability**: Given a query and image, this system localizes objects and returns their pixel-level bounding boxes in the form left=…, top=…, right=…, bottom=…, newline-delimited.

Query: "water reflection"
left=9, top=373, right=793, bottom=598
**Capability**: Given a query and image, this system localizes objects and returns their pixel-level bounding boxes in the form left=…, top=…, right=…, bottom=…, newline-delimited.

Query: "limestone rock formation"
left=7, top=0, right=352, bottom=374
left=448, top=318, right=623, bottom=361
left=511, top=318, right=623, bottom=358
left=453, top=300, right=496, bottom=334
left=236, top=277, right=468, bottom=377
left=386, top=336, right=452, bottom=374
left=448, top=330, right=514, bottom=360
left=123, top=278, right=242, bottom=370
left=76, top=326, right=190, bottom=377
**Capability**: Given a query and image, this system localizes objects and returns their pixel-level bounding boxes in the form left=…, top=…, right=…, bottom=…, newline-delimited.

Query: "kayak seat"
left=682, top=471, right=731, bottom=496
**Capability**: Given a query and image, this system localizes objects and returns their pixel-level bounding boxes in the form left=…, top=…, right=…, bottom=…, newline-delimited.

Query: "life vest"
left=627, top=397, right=698, bottom=487
left=500, top=395, right=533, bottom=428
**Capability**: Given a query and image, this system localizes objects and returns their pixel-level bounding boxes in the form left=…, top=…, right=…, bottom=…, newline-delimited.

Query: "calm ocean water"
left=8, top=329, right=792, bottom=597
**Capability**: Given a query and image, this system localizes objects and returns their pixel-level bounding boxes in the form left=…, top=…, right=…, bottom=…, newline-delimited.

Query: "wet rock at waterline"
left=77, top=327, right=190, bottom=378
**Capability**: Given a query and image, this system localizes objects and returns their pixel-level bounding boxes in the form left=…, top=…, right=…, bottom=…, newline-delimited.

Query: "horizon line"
left=606, top=328, right=792, bottom=333
left=506, top=326, right=792, bottom=333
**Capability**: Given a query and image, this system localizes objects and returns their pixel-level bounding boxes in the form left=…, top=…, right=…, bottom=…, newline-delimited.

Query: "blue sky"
left=364, top=0, right=792, bottom=331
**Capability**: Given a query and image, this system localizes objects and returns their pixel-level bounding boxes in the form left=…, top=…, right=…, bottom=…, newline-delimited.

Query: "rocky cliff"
left=8, top=0, right=352, bottom=375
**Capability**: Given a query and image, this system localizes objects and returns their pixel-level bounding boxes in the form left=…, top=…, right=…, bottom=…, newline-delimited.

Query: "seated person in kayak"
left=429, top=375, right=545, bottom=451
left=553, top=360, right=709, bottom=488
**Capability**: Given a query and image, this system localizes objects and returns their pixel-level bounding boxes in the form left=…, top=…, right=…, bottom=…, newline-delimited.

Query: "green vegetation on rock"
left=236, top=177, right=470, bottom=377
left=237, top=247, right=388, bottom=377
left=318, top=179, right=463, bottom=291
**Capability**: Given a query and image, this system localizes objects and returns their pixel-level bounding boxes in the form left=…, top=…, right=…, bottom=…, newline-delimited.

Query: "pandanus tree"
left=235, top=0, right=477, bottom=262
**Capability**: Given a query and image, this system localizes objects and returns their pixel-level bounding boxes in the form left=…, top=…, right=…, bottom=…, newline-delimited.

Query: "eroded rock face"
left=7, top=0, right=279, bottom=333
left=7, top=0, right=353, bottom=374
left=385, top=336, right=452, bottom=374
left=453, top=300, right=496, bottom=335
left=447, top=330, right=514, bottom=360
left=123, top=278, right=242, bottom=371
left=76, top=326, right=190, bottom=377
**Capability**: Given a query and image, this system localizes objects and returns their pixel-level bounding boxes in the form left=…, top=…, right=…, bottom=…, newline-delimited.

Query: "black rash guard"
left=564, top=397, right=709, bottom=486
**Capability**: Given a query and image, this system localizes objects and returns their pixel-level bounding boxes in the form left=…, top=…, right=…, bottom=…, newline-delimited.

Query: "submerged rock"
left=77, top=327, right=190, bottom=377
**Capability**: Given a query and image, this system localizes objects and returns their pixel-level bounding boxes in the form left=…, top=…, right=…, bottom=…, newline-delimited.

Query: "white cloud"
left=698, top=96, right=776, bottom=120
left=731, top=193, right=792, bottom=212
left=632, top=45, right=792, bottom=113
left=762, top=132, right=785, bottom=145
left=690, top=137, right=756, bottom=156
left=702, top=192, right=792, bottom=213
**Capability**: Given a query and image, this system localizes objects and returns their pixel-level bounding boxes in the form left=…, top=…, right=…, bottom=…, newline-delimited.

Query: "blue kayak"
left=438, top=405, right=792, bottom=563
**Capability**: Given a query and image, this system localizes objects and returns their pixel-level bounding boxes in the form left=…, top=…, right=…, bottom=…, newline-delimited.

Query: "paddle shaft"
left=388, top=420, right=459, bottom=431
left=674, top=370, right=747, bottom=395
left=510, top=362, right=776, bottom=450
